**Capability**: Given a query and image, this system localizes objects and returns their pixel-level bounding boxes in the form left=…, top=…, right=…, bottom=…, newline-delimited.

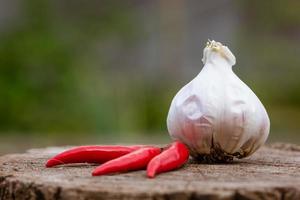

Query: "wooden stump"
left=0, top=143, right=300, bottom=200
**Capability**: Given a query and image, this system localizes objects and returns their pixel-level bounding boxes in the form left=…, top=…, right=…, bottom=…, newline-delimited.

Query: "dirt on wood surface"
left=0, top=143, right=299, bottom=200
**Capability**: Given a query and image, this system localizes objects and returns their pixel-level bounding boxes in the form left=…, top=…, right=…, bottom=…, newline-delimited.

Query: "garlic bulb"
left=167, top=40, right=270, bottom=162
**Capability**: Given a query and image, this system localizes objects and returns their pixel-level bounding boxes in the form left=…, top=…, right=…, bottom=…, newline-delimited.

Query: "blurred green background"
left=0, top=0, right=299, bottom=154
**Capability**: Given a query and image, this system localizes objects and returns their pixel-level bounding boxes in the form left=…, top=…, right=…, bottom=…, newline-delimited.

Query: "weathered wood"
left=0, top=143, right=299, bottom=200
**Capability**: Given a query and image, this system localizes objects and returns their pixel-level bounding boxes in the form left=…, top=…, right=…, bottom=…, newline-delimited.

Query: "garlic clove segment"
left=167, top=40, right=270, bottom=162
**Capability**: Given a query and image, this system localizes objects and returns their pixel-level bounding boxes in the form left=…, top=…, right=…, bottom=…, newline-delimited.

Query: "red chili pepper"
left=45, top=145, right=148, bottom=168
left=92, top=147, right=161, bottom=176
left=147, top=141, right=189, bottom=178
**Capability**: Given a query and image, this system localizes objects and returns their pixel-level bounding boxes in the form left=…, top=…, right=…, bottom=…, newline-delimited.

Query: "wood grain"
left=0, top=143, right=300, bottom=200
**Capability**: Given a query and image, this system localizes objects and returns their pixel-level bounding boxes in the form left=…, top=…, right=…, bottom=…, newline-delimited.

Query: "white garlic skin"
left=167, top=40, right=270, bottom=161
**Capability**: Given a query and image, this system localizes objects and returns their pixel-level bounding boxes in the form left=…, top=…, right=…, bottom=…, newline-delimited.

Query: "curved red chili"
left=92, top=147, right=161, bottom=176
left=45, top=145, right=147, bottom=168
left=147, top=141, right=189, bottom=178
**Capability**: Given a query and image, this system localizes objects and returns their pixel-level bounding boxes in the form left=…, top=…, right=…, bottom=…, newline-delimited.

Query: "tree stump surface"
left=0, top=143, right=300, bottom=200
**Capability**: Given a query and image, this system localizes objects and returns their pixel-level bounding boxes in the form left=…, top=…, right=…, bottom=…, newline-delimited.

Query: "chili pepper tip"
left=147, top=170, right=155, bottom=178
left=92, top=147, right=161, bottom=176
left=146, top=141, right=189, bottom=178
left=45, top=158, right=64, bottom=168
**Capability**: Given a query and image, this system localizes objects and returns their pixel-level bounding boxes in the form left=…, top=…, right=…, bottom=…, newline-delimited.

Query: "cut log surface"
left=0, top=143, right=300, bottom=200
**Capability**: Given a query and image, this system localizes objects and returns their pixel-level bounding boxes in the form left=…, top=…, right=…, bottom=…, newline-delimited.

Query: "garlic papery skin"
left=167, top=40, right=270, bottom=162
